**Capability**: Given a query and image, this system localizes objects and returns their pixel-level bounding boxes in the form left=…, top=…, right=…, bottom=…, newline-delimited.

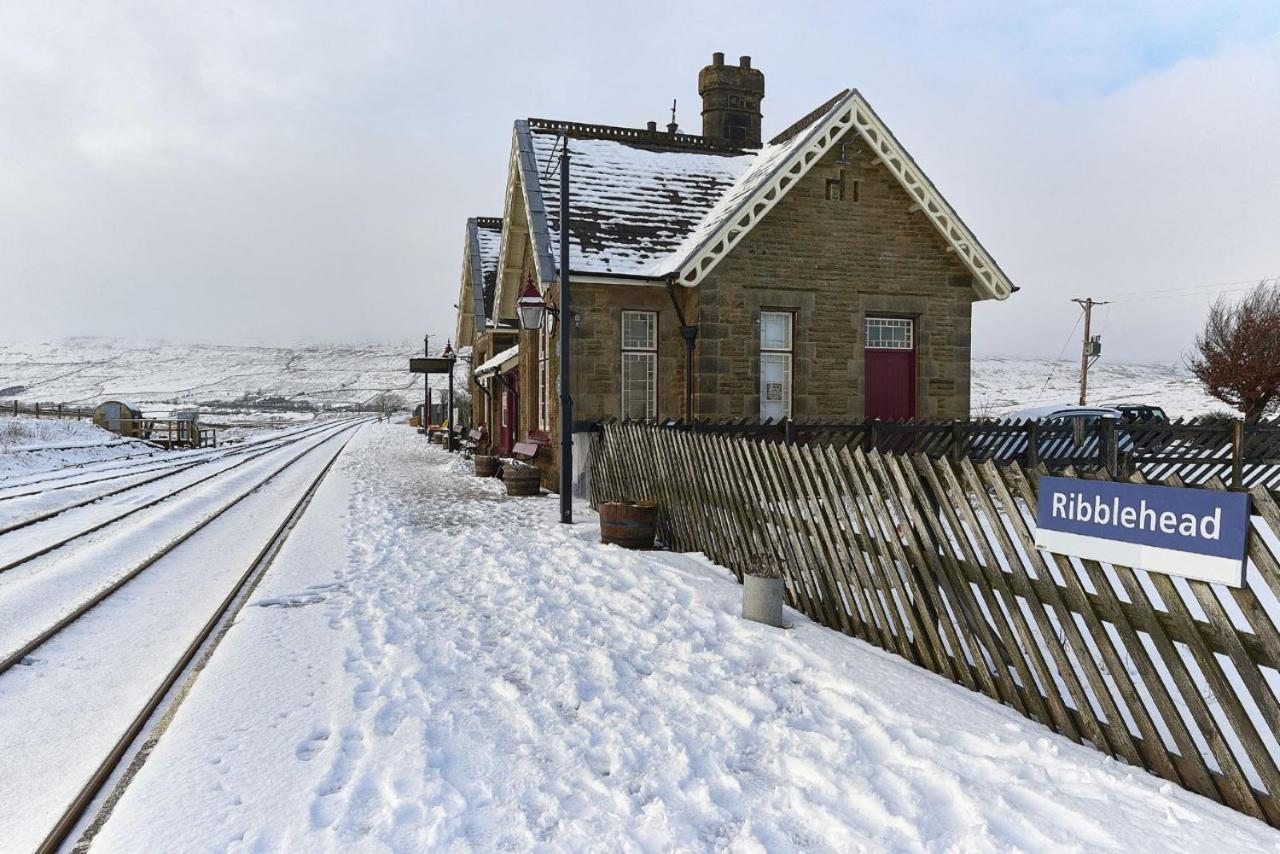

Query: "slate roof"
left=498, top=89, right=1014, bottom=302
left=525, top=122, right=754, bottom=277
left=469, top=217, right=503, bottom=324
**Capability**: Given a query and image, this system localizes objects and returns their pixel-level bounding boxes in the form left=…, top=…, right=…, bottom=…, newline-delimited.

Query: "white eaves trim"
left=672, top=90, right=1015, bottom=301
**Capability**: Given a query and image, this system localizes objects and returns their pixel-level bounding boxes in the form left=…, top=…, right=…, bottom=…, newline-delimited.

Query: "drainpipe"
left=665, top=278, right=697, bottom=420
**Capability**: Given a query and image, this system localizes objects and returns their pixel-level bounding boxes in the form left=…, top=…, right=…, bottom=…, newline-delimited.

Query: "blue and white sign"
left=1034, top=476, right=1250, bottom=587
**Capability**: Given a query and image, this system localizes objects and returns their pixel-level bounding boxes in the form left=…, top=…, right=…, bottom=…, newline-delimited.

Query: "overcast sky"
left=2, top=1, right=1277, bottom=363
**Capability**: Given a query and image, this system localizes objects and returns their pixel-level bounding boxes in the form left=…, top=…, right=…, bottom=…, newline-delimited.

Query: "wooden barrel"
left=599, top=501, right=657, bottom=549
left=474, top=455, right=499, bottom=477
left=503, top=464, right=541, bottom=497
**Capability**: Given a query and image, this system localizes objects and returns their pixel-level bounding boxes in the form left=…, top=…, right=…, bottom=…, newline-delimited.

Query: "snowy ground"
left=971, top=356, right=1222, bottom=418
left=90, top=425, right=1280, bottom=852
left=0, top=416, right=155, bottom=478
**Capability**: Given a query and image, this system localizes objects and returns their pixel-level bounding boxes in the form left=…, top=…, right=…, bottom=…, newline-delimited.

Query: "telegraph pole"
left=1072, top=298, right=1109, bottom=405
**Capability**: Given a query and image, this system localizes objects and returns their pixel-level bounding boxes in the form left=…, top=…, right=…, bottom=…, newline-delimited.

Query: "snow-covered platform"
left=92, top=424, right=1280, bottom=851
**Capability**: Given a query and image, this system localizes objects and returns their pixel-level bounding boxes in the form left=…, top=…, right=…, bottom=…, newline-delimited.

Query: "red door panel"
left=499, top=368, right=518, bottom=455
left=864, top=349, right=916, bottom=419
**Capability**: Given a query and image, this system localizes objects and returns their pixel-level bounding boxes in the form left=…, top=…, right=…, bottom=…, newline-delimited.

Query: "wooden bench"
left=511, top=440, right=539, bottom=461
left=461, top=426, right=488, bottom=457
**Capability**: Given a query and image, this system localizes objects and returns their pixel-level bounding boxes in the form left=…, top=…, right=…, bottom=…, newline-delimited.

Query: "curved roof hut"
left=92, top=399, right=144, bottom=438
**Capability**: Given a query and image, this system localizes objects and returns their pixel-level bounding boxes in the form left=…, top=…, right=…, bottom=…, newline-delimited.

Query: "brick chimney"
left=698, top=52, right=765, bottom=147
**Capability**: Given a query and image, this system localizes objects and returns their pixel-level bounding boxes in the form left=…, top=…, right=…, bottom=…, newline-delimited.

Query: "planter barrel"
left=474, top=455, right=499, bottom=477
left=743, top=574, right=785, bottom=627
left=598, top=501, right=657, bottom=549
left=503, top=465, right=541, bottom=497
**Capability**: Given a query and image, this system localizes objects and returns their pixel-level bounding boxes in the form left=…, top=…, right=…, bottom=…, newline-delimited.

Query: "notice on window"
left=765, top=382, right=784, bottom=402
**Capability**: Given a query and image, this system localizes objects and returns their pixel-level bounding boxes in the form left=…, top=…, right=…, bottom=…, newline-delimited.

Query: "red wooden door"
left=499, top=368, right=518, bottom=454
left=864, top=317, right=916, bottom=419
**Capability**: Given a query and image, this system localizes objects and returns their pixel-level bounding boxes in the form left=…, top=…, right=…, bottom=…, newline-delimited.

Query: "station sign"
left=409, top=357, right=453, bottom=374
left=1034, top=476, right=1249, bottom=587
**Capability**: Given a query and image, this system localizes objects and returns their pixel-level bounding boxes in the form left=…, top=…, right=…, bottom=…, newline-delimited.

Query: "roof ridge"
left=473, top=216, right=503, bottom=230
left=526, top=117, right=749, bottom=153
left=768, top=89, right=852, bottom=146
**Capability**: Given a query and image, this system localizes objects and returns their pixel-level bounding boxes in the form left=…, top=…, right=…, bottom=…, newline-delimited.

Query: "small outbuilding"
left=92, top=400, right=144, bottom=438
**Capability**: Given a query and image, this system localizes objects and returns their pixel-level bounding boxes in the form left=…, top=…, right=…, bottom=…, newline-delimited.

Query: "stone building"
left=453, top=52, right=1016, bottom=487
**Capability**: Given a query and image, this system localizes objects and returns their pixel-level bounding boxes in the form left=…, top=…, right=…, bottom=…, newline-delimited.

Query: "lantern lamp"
left=517, top=275, right=547, bottom=331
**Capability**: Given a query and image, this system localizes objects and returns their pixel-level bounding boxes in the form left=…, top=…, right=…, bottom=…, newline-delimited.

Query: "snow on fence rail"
left=622, top=415, right=1280, bottom=489
left=3, top=401, right=90, bottom=420
left=589, top=420, right=1280, bottom=827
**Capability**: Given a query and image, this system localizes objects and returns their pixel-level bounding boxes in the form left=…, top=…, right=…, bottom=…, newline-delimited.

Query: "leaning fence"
left=590, top=420, right=1280, bottom=827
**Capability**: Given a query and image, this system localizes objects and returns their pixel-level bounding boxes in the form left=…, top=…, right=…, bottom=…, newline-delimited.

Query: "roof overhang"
left=492, top=121, right=559, bottom=320
left=474, top=344, right=520, bottom=379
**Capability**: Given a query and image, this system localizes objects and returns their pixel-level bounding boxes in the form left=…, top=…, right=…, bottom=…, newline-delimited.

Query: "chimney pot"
left=698, top=52, right=765, bottom=147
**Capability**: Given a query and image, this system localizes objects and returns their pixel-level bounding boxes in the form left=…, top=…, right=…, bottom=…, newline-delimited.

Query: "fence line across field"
left=4, top=401, right=91, bottom=420
left=590, top=420, right=1280, bottom=827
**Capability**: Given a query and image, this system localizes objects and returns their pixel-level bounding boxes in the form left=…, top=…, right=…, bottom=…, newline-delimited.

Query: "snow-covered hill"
left=0, top=338, right=1225, bottom=420
left=0, top=338, right=466, bottom=416
left=972, top=356, right=1223, bottom=418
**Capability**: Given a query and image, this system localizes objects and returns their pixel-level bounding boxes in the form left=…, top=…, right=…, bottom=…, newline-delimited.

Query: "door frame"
left=863, top=314, right=917, bottom=420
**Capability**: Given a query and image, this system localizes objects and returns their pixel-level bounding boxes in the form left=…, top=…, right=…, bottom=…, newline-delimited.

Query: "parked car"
left=1106, top=403, right=1170, bottom=424
left=975, top=404, right=1129, bottom=463
left=1009, top=404, right=1124, bottom=424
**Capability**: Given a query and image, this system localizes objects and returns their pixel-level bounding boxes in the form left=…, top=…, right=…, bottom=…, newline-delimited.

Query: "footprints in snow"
left=296, top=726, right=331, bottom=761
left=255, top=582, right=346, bottom=609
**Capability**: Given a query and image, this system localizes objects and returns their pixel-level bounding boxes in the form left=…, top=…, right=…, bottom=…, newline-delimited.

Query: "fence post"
left=1101, top=417, right=1118, bottom=476
left=869, top=419, right=880, bottom=452
left=34, top=402, right=39, bottom=419
left=11, top=400, right=16, bottom=417
left=1232, top=419, right=1244, bottom=489
left=950, top=419, right=966, bottom=463
left=1026, top=420, right=1040, bottom=468
left=784, top=417, right=793, bottom=447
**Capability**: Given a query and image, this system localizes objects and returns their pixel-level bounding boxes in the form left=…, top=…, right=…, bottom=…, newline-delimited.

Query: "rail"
left=34, top=421, right=364, bottom=852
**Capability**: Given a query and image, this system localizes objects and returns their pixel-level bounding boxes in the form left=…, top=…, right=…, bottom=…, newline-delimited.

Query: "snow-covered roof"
left=472, top=218, right=503, bottom=323
left=528, top=124, right=754, bottom=277
left=474, top=345, right=519, bottom=378
left=98, top=399, right=142, bottom=414
left=494, top=89, right=1016, bottom=313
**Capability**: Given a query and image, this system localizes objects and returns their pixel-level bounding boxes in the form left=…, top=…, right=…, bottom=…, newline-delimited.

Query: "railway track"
left=0, top=417, right=360, bottom=554
left=0, top=418, right=349, bottom=500
left=0, top=417, right=369, bottom=852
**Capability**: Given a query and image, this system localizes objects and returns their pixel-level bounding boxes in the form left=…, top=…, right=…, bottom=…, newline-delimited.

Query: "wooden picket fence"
left=590, top=420, right=1280, bottom=827
left=647, top=415, right=1280, bottom=489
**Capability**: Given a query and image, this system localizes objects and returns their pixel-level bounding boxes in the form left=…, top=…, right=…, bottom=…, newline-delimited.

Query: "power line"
left=1034, top=311, right=1082, bottom=403
left=1102, top=275, right=1267, bottom=300
left=1107, top=279, right=1276, bottom=305
left=1102, top=275, right=1277, bottom=303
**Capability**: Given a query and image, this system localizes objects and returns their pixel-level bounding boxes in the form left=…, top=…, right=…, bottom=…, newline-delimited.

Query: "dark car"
left=1108, top=403, right=1169, bottom=424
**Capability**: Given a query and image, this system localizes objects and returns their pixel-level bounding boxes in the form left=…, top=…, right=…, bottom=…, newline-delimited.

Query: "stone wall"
left=693, top=132, right=976, bottom=420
